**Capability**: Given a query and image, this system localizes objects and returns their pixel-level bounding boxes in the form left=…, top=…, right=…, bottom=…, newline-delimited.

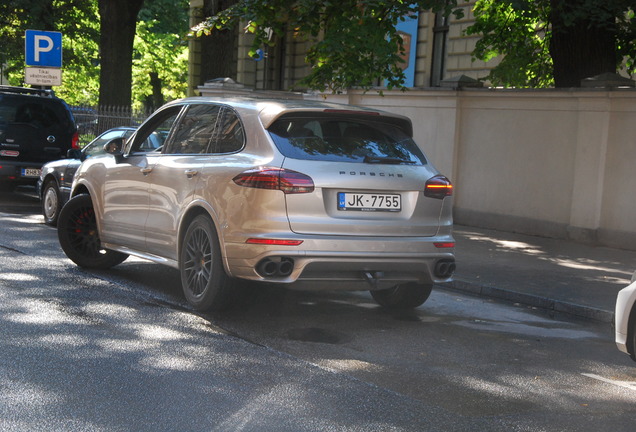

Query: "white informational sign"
left=24, top=67, right=62, bottom=86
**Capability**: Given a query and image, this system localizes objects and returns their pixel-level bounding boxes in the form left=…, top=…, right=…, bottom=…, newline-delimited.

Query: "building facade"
left=187, top=1, right=495, bottom=95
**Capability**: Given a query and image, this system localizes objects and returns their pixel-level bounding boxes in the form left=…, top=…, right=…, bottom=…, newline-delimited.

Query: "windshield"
left=268, top=115, right=427, bottom=165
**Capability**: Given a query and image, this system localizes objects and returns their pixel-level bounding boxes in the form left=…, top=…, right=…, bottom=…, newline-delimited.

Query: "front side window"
left=165, top=104, right=221, bottom=155
left=129, top=106, right=182, bottom=154
left=84, top=129, right=133, bottom=158
left=268, top=114, right=427, bottom=165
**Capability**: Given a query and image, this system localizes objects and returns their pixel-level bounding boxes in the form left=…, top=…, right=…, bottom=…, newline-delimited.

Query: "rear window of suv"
left=268, top=114, right=427, bottom=165
left=0, top=94, right=73, bottom=129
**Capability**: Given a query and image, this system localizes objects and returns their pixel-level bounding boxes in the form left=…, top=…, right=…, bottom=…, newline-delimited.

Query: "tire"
left=57, top=194, right=128, bottom=269
left=180, top=215, right=235, bottom=311
left=629, top=311, right=636, bottom=362
left=42, top=180, right=61, bottom=226
left=370, top=282, right=433, bottom=309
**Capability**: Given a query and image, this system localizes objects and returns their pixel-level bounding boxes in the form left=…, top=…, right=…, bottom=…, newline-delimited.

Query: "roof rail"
left=0, top=85, right=55, bottom=98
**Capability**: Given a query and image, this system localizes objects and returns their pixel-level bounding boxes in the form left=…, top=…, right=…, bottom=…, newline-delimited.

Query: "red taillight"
left=425, top=175, right=453, bottom=199
left=71, top=131, right=80, bottom=149
left=246, top=238, right=303, bottom=246
left=233, top=168, right=315, bottom=194
left=434, top=242, right=455, bottom=248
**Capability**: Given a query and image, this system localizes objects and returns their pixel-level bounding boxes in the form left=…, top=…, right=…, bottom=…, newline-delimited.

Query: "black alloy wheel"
left=180, top=215, right=234, bottom=311
left=57, top=194, right=128, bottom=268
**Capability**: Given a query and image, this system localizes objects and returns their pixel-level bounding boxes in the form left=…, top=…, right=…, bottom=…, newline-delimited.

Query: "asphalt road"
left=1, top=187, right=635, bottom=431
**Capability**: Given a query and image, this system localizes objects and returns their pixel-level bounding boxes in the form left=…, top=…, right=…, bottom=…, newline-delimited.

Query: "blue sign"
left=25, top=30, right=62, bottom=67
left=385, top=13, right=418, bottom=88
left=396, top=13, right=418, bottom=88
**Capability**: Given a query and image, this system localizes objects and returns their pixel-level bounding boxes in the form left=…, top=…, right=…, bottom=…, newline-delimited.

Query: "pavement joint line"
left=436, top=278, right=615, bottom=324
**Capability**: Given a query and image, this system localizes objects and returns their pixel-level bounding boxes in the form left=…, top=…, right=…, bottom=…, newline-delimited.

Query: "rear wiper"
left=363, top=155, right=416, bottom=165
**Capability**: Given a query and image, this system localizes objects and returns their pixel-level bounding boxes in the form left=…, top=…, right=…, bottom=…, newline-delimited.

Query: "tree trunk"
left=549, top=0, right=617, bottom=87
left=148, top=71, right=164, bottom=111
left=200, top=0, right=238, bottom=83
left=98, top=0, right=145, bottom=108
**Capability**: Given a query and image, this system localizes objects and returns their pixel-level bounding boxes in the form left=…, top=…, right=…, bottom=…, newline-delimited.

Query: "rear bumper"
left=0, top=160, right=42, bottom=184
left=615, top=281, right=636, bottom=357
left=223, top=234, right=455, bottom=290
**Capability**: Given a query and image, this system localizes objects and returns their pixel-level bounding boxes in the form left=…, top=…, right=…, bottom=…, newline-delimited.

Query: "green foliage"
left=191, top=0, right=465, bottom=93
left=0, top=0, right=99, bottom=99
left=132, top=20, right=189, bottom=111
left=466, top=0, right=553, bottom=87
left=0, top=0, right=189, bottom=107
left=467, top=0, right=636, bottom=88
left=55, top=2, right=101, bottom=105
left=616, top=5, right=636, bottom=75
left=132, top=0, right=190, bottom=111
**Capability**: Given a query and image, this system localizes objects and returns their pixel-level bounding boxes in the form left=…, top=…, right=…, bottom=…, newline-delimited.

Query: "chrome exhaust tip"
left=256, top=257, right=295, bottom=277
left=434, top=259, right=456, bottom=278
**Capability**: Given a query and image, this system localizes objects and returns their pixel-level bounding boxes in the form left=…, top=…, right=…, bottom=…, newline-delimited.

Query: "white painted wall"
left=308, top=88, right=636, bottom=250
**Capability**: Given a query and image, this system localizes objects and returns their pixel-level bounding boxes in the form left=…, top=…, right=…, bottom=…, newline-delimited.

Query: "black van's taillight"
left=424, top=175, right=453, bottom=199
left=71, top=131, right=80, bottom=149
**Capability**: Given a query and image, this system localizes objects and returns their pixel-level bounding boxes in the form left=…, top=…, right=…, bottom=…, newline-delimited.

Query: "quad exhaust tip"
left=434, top=259, right=456, bottom=278
left=257, top=257, right=454, bottom=279
left=256, top=257, right=294, bottom=277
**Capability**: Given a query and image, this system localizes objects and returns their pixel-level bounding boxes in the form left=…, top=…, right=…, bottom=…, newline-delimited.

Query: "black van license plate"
left=21, top=168, right=41, bottom=177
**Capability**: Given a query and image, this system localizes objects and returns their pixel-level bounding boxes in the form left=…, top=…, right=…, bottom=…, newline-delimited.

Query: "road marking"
left=582, top=373, right=636, bottom=391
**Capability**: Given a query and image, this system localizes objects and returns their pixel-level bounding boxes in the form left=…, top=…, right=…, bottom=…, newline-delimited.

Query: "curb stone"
left=436, top=278, right=615, bottom=324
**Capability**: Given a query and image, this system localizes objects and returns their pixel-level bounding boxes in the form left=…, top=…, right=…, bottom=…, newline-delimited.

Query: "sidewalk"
left=439, top=225, right=636, bottom=323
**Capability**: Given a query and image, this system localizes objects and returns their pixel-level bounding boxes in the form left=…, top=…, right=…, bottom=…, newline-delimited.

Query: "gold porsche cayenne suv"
left=57, top=97, right=455, bottom=311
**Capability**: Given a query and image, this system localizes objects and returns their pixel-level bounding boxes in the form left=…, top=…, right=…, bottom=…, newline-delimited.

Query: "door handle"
left=184, top=169, right=198, bottom=178
left=140, top=167, right=153, bottom=175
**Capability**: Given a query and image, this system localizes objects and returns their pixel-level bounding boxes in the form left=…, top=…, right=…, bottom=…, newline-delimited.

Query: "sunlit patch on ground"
left=582, top=373, right=636, bottom=391
left=0, top=273, right=39, bottom=281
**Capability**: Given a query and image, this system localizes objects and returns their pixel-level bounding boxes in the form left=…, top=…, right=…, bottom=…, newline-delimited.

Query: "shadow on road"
left=0, top=184, right=40, bottom=214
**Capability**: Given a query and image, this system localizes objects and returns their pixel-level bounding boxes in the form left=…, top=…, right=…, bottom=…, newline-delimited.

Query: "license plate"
left=21, top=168, right=41, bottom=178
left=338, top=192, right=401, bottom=211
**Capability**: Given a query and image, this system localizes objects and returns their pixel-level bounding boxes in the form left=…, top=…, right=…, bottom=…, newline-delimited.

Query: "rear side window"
left=214, top=108, right=244, bottom=154
left=268, top=115, right=427, bottom=165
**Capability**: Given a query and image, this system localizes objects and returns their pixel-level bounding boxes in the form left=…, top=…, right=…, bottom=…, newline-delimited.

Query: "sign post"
left=24, top=30, right=63, bottom=86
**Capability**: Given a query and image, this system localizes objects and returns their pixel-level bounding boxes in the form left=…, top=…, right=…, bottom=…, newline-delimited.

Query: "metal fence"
left=71, top=105, right=152, bottom=146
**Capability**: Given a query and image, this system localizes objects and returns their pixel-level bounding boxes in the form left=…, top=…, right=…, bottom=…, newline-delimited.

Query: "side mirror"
left=103, top=137, right=125, bottom=157
left=67, top=148, right=83, bottom=160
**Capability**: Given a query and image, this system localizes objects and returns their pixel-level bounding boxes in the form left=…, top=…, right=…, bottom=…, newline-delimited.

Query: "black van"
left=0, top=86, right=78, bottom=187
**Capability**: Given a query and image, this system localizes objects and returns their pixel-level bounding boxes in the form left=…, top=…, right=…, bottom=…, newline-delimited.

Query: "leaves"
left=466, top=0, right=636, bottom=87
left=0, top=0, right=189, bottom=107
left=466, top=0, right=553, bottom=87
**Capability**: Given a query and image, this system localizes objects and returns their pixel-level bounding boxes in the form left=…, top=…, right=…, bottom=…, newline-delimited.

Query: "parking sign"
left=25, top=30, right=62, bottom=68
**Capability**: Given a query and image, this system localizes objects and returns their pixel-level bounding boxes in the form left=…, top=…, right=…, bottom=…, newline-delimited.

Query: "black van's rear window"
left=268, top=115, right=427, bottom=165
left=0, top=95, right=72, bottom=129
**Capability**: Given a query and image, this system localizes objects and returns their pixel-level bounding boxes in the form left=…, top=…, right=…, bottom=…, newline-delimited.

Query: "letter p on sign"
left=25, top=30, right=62, bottom=68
